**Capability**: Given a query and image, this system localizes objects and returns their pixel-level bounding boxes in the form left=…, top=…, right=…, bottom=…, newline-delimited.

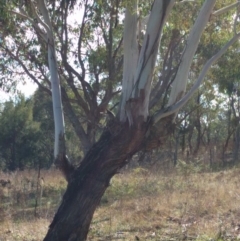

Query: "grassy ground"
left=1, top=164, right=240, bottom=240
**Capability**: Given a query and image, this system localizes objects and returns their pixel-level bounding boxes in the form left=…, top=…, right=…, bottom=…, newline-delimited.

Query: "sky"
left=0, top=81, right=38, bottom=102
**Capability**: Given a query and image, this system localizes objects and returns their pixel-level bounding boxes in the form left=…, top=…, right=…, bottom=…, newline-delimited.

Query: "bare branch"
left=150, top=29, right=184, bottom=108
left=61, top=88, right=92, bottom=154
left=11, top=10, right=33, bottom=21
left=212, top=2, right=239, bottom=17
left=153, top=33, right=240, bottom=124
left=78, top=0, right=88, bottom=79
left=2, top=44, right=51, bottom=94
left=177, top=0, right=196, bottom=3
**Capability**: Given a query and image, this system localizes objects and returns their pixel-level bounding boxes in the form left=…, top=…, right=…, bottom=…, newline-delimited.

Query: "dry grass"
left=1, top=166, right=240, bottom=240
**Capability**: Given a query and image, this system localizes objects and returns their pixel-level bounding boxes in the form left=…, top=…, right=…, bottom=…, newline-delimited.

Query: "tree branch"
left=29, top=1, right=50, bottom=32
left=11, top=9, right=47, bottom=42
left=119, top=1, right=139, bottom=122
left=212, top=2, right=239, bottom=17
left=167, top=0, right=216, bottom=107
left=153, top=33, right=240, bottom=124
left=2, top=44, right=51, bottom=94
left=78, top=0, right=88, bottom=80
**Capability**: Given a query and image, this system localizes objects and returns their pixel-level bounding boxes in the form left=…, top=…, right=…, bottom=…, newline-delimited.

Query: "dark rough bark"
left=44, top=117, right=150, bottom=241
left=43, top=116, right=174, bottom=241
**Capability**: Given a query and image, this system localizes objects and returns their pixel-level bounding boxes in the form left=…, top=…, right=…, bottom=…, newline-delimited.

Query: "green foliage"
left=0, top=95, right=39, bottom=169
left=0, top=0, right=13, bottom=32
left=32, top=90, right=55, bottom=168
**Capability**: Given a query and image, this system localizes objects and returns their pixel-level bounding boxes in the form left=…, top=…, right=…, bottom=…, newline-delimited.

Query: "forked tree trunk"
left=43, top=118, right=159, bottom=241
left=41, top=1, right=240, bottom=240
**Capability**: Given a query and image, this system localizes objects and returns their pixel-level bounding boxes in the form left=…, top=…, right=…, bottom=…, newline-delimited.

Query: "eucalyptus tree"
left=1, top=0, right=240, bottom=240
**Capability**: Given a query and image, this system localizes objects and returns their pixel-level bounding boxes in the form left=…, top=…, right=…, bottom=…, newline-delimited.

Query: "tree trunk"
left=43, top=118, right=153, bottom=241
left=173, top=131, right=179, bottom=166
left=233, top=125, right=240, bottom=163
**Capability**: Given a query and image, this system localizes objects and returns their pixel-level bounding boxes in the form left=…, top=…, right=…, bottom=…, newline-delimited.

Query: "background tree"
left=0, top=91, right=84, bottom=171
left=0, top=95, right=44, bottom=170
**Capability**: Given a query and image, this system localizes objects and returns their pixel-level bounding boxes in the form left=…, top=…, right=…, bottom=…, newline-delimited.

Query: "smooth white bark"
left=167, top=0, right=217, bottom=106
left=37, top=0, right=66, bottom=159
left=153, top=33, right=240, bottom=124
left=11, top=0, right=66, bottom=160
left=120, top=0, right=175, bottom=124
left=120, top=2, right=139, bottom=122
left=132, top=0, right=175, bottom=119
